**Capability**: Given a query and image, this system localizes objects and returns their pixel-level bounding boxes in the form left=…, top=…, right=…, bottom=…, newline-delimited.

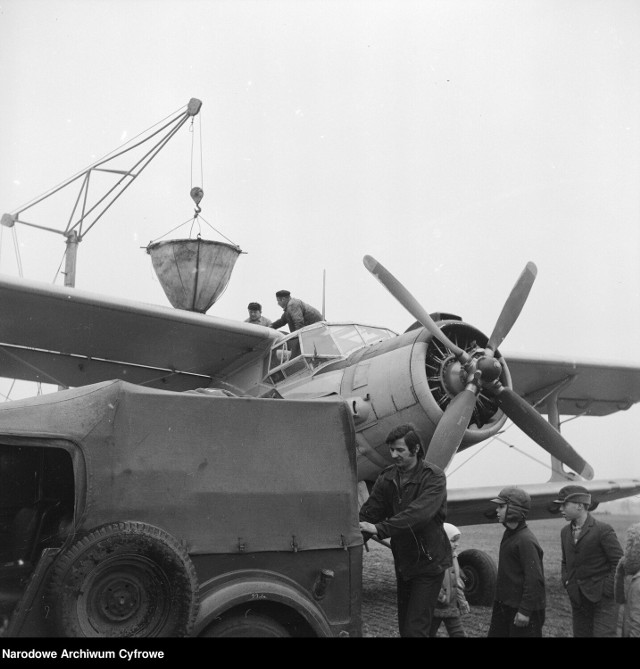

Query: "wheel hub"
left=98, top=579, right=141, bottom=621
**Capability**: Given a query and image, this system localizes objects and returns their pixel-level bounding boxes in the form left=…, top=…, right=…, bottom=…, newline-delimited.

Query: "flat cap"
left=553, top=485, right=592, bottom=506
left=275, top=290, right=291, bottom=298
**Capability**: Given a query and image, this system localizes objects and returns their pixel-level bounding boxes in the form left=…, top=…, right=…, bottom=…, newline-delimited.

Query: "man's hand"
left=359, top=521, right=378, bottom=537
left=513, top=612, right=530, bottom=627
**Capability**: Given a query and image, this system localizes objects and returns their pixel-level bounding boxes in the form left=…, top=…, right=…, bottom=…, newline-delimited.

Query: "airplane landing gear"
left=458, top=548, right=497, bottom=606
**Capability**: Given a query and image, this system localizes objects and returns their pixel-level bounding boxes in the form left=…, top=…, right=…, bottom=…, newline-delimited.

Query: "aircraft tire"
left=46, top=521, right=199, bottom=637
left=457, top=548, right=497, bottom=606
left=204, top=611, right=291, bottom=637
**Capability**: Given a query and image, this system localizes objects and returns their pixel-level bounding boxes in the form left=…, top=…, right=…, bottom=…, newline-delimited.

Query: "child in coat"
left=615, top=521, right=640, bottom=637
left=429, top=523, right=471, bottom=637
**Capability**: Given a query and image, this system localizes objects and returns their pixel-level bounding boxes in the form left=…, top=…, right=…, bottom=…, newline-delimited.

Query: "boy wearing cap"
left=244, top=302, right=272, bottom=327
left=487, top=486, right=546, bottom=637
left=270, top=290, right=323, bottom=332
left=554, top=484, right=623, bottom=637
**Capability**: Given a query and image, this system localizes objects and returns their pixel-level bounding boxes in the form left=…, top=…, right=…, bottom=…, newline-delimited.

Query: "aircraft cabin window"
left=280, top=357, right=308, bottom=379
left=269, top=369, right=285, bottom=384
left=269, top=337, right=302, bottom=372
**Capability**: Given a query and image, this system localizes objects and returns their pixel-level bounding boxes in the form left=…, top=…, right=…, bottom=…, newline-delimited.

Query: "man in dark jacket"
left=270, top=290, right=323, bottom=332
left=359, top=424, right=452, bottom=637
left=487, top=486, right=546, bottom=637
left=554, top=484, right=623, bottom=637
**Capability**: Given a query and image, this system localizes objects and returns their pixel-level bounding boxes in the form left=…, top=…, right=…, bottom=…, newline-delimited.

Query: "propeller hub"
left=477, top=355, right=502, bottom=383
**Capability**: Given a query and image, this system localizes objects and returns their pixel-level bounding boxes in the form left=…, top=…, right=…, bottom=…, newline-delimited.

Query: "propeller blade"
left=486, top=262, right=537, bottom=354
left=493, top=386, right=594, bottom=480
left=426, top=388, right=478, bottom=470
left=363, top=255, right=470, bottom=362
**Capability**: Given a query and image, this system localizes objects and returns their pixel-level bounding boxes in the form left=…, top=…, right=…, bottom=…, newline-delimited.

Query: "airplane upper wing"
left=0, top=274, right=283, bottom=392
left=447, top=478, right=640, bottom=527
left=505, top=352, right=640, bottom=417
left=1, top=272, right=640, bottom=413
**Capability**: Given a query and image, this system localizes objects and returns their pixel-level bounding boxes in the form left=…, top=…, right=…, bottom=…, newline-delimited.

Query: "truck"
left=0, top=379, right=363, bottom=637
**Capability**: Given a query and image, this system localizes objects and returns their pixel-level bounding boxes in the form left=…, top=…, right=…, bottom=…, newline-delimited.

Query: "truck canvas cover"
left=0, top=380, right=362, bottom=554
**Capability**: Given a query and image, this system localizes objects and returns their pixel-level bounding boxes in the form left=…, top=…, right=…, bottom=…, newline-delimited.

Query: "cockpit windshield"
left=267, top=323, right=396, bottom=384
left=325, top=324, right=395, bottom=355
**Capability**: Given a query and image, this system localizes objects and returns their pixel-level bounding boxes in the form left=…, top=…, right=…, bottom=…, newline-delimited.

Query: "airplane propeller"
left=363, top=255, right=594, bottom=480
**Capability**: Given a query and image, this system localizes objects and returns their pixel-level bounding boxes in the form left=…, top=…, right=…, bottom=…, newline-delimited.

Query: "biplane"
left=0, top=98, right=638, bottom=605
left=0, top=251, right=639, bottom=603
left=0, top=253, right=638, bottom=499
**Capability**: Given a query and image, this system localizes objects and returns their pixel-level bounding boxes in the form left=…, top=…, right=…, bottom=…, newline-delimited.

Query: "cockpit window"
left=328, top=325, right=366, bottom=356
left=356, top=325, right=395, bottom=345
left=329, top=324, right=394, bottom=355
left=300, top=329, right=341, bottom=357
left=269, top=337, right=301, bottom=370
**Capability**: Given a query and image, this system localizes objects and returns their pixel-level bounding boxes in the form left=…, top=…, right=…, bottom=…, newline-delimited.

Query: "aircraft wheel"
left=47, top=521, right=199, bottom=637
left=204, top=611, right=291, bottom=637
left=458, top=548, right=497, bottom=606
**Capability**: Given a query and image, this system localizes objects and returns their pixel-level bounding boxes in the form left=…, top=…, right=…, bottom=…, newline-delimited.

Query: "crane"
left=1, top=98, right=202, bottom=288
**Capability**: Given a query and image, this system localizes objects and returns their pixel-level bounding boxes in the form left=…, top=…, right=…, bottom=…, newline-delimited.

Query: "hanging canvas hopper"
left=147, top=238, right=242, bottom=313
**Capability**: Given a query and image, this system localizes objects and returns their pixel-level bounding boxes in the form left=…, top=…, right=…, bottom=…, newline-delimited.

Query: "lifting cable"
left=147, top=109, right=240, bottom=249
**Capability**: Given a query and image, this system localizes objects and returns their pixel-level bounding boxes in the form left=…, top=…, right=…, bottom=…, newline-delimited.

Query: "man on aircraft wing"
left=358, top=424, right=452, bottom=638
left=244, top=301, right=272, bottom=327
left=270, top=290, right=323, bottom=332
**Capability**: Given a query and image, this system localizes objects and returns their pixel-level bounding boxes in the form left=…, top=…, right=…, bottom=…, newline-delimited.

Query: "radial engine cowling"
left=339, top=318, right=511, bottom=481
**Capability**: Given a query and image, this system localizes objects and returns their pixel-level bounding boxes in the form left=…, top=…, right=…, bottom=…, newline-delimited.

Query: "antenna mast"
left=322, top=268, right=326, bottom=319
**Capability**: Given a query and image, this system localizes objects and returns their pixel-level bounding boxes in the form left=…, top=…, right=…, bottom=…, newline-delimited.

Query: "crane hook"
left=190, top=187, right=204, bottom=215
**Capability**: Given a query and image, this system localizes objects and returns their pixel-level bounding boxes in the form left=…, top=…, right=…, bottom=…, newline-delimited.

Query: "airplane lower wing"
left=447, top=478, right=640, bottom=527
left=0, top=273, right=283, bottom=391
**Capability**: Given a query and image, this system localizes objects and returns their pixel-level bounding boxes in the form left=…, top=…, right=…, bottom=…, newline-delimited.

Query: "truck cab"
left=0, top=380, right=362, bottom=637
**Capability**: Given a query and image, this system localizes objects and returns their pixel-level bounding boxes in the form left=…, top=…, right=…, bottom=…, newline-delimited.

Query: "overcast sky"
left=0, top=0, right=638, bottom=492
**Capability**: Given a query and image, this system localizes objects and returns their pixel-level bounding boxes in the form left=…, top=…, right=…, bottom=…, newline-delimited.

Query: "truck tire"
left=458, top=548, right=497, bottom=606
left=206, top=611, right=291, bottom=637
left=47, top=521, right=199, bottom=637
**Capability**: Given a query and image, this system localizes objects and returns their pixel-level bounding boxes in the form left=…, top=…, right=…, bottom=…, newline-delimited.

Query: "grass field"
left=361, top=512, right=639, bottom=638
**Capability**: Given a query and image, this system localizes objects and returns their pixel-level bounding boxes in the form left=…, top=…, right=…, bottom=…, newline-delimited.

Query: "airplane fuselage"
left=231, top=319, right=510, bottom=482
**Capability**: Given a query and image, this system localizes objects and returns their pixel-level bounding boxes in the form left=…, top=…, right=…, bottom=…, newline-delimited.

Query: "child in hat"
left=430, top=523, right=471, bottom=637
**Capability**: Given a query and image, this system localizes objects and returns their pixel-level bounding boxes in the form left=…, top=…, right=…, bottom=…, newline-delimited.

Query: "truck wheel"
left=458, top=548, right=497, bottom=606
left=206, top=612, right=291, bottom=637
left=47, top=521, right=199, bottom=637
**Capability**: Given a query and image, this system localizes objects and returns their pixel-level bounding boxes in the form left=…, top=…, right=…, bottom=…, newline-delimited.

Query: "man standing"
left=554, top=484, right=623, bottom=637
left=487, top=486, right=546, bottom=637
left=244, top=302, right=272, bottom=327
left=358, top=424, right=452, bottom=637
left=270, top=290, right=323, bottom=332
